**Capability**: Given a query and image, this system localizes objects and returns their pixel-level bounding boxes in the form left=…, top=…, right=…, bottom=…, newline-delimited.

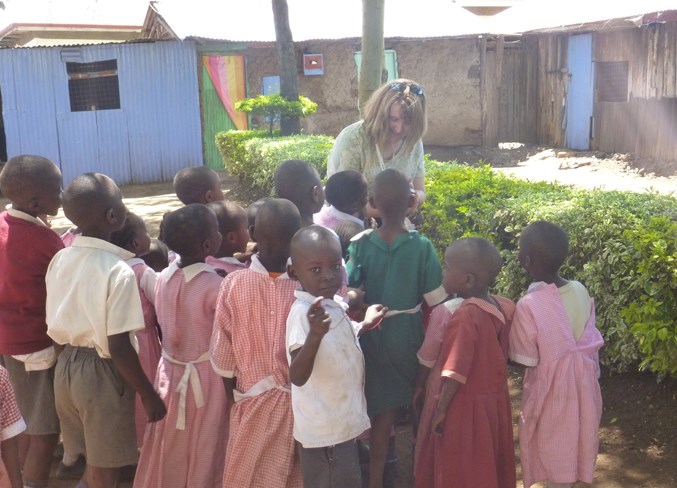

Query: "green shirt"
left=347, top=229, right=446, bottom=415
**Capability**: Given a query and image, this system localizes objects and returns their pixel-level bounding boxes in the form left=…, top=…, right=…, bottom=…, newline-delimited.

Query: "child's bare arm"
left=222, top=377, right=235, bottom=419
left=289, top=297, right=331, bottom=386
left=108, top=332, right=167, bottom=422
left=412, top=364, right=431, bottom=419
left=431, top=377, right=462, bottom=436
left=356, top=304, right=388, bottom=336
left=1, top=437, right=22, bottom=488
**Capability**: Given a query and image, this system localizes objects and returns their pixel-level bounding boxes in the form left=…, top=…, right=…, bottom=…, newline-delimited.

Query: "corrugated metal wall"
left=0, top=40, right=203, bottom=185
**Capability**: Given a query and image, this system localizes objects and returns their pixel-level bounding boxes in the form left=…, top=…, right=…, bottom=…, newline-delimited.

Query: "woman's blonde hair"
left=362, top=78, right=427, bottom=155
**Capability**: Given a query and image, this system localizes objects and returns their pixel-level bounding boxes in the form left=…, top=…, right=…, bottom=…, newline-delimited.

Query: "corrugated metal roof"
left=0, top=0, right=148, bottom=30
left=487, top=0, right=677, bottom=34
left=151, top=0, right=492, bottom=42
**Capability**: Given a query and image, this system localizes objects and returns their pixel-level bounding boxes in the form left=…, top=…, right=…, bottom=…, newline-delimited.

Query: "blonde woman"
left=327, top=79, right=427, bottom=218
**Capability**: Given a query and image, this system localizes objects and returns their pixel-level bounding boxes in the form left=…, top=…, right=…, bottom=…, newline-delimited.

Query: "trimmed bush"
left=215, top=130, right=333, bottom=195
left=422, top=159, right=677, bottom=376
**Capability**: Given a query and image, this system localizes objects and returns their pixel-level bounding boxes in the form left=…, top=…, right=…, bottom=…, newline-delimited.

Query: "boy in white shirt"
left=286, top=225, right=386, bottom=487
left=46, top=173, right=166, bottom=488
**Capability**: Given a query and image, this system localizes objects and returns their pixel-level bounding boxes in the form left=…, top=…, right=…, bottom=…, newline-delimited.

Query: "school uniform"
left=46, top=236, right=144, bottom=468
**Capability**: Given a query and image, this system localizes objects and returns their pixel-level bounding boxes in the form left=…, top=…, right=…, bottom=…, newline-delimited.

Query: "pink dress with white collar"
left=127, top=258, right=162, bottom=447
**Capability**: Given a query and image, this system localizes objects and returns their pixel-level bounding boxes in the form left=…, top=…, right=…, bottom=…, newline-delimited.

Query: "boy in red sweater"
left=0, top=155, right=64, bottom=488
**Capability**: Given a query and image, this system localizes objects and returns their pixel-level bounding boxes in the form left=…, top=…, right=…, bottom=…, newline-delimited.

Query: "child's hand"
left=431, top=410, right=446, bottom=436
left=346, top=288, right=365, bottom=310
left=141, top=391, right=167, bottom=422
left=357, top=304, right=388, bottom=335
left=363, top=304, right=387, bottom=327
left=307, top=296, right=331, bottom=338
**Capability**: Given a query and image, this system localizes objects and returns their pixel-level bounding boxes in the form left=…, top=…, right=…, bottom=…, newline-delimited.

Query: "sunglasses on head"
left=390, top=82, right=424, bottom=97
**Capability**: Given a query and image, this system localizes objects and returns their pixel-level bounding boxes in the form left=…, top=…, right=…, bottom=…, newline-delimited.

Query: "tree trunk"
left=272, top=0, right=301, bottom=135
left=358, top=0, right=385, bottom=116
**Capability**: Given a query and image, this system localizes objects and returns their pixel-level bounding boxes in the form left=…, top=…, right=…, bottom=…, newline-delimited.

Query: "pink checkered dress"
left=210, top=255, right=302, bottom=488
left=510, top=281, right=603, bottom=487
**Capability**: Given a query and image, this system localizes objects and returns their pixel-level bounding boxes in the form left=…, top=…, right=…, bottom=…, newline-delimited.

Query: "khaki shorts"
left=54, top=346, right=138, bottom=468
left=3, top=355, right=60, bottom=436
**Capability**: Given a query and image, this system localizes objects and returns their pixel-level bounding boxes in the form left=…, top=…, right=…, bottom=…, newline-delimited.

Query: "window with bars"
left=596, top=61, right=629, bottom=103
left=67, top=60, right=121, bottom=112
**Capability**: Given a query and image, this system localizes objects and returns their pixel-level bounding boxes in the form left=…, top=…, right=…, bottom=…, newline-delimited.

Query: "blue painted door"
left=566, top=34, right=594, bottom=150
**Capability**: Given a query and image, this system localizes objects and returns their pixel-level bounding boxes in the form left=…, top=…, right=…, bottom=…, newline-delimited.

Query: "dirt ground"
left=5, top=145, right=677, bottom=487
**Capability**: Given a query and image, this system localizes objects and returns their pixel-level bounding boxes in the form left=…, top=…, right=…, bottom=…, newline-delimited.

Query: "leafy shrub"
left=235, top=94, right=318, bottom=134
left=215, top=130, right=333, bottom=195
left=215, top=129, right=277, bottom=176
left=422, top=160, right=677, bottom=376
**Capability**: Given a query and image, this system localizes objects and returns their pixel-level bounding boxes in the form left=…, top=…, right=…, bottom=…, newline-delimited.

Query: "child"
left=346, top=168, right=447, bottom=488
left=45, top=173, right=166, bottom=488
left=286, top=225, right=386, bottom=487
left=414, top=237, right=516, bottom=488
left=110, top=213, right=162, bottom=447
left=510, top=221, right=603, bottom=488
left=274, top=160, right=324, bottom=227
left=158, top=166, right=225, bottom=243
left=141, top=239, right=170, bottom=273
left=134, top=204, right=227, bottom=488
left=172, top=166, right=224, bottom=205
left=0, top=155, right=63, bottom=488
left=206, top=201, right=249, bottom=274
left=314, top=170, right=368, bottom=230
left=334, top=220, right=365, bottom=260
left=60, top=226, right=81, bottom=247
left=210, top=198, right=303, bottom=488
left=0, top=364, right=26, bottom=488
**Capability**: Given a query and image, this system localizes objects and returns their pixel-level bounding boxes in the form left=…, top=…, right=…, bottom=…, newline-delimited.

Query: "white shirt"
left=46, top=236, right=144, bottom=358
left=286, top=290, right=370, bottom=448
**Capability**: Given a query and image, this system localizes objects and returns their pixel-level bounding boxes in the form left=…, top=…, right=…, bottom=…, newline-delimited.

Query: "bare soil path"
left=4, top=147, right=676, bottom=487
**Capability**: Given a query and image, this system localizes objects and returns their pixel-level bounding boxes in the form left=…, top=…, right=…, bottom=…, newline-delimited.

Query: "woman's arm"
left=412, top=176, right=426, bottom=206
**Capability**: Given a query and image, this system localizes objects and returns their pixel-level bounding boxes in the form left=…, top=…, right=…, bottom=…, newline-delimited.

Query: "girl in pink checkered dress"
left=510, top=221, right=604, bottom=488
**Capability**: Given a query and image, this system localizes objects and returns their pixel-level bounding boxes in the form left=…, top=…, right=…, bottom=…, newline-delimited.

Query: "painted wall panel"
left=566, top=33, right=594, bottom=150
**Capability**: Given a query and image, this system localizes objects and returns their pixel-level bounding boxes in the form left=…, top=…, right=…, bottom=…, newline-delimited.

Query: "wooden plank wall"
left=534, top=34, right=568, bottom=147
left=594, top=23, right=677, bottom=162
left=498, top=37, right=538, bottom=143
left=482, top=36, right=538, bottom=146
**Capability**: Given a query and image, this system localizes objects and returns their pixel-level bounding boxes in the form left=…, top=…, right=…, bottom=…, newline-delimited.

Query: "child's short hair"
left=62, top=173, right=123, bottom=230
left=334, top=220, right=364, bottom=259
left=290, top=225, right=341, bottom=262
left=142, top=239, right=169, bottom=272
left=520, top=220, right=569, bottom=271
left=173, top=166, right=221, bottom=205
left=163, top=204, right=217, bottom=256
left=372, top=168, right=410, bottom=216
left=110, top=212, right=143, bottom=250
left=207, top=201, right=246, bottom=235
left=448, top=237, right=502, bottom=284
left=254, top=198, right=301, bottom=245
left=274, top=160, right=321, bottom=207
left=0, top=155, right=60, bottom=203
left=324, top=170, right=368, bottom=214
left=246, top=198, right=273, bottom=229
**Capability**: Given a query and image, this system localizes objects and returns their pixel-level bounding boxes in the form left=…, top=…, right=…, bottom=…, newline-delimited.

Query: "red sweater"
left=0, top=211, right=64, bottom=355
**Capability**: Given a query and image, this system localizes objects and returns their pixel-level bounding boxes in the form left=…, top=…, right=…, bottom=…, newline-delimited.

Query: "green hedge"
left=422, top=160, right=677, bottom=377
left=214, top=131, right=677, bottom=376
left=215, top=130, right=333, bottom=194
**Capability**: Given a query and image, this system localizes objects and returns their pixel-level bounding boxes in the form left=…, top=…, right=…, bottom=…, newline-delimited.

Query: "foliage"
left=215, top=129, right=278, bottom=177
left=215, top=130, right=333, bottom=195
left=234, top=94, right=318, bottom=134
left=422, top=159, right=677, bottom=376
